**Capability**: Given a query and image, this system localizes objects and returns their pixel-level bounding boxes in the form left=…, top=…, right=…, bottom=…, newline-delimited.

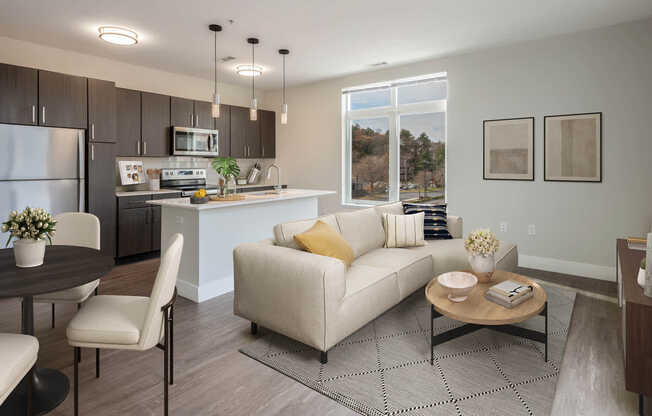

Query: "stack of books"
left=486, top=280, right=534, bottom=308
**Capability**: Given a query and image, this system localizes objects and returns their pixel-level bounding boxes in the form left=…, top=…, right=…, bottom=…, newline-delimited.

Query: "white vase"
left=13, top=239, right=46, bottom=268
left=637, top=268, right=646, bottom=288
left=468, top=253, right=495, bottom=283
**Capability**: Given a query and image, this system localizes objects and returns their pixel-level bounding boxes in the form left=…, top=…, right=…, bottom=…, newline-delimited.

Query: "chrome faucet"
left=266, top=164, right=282, bottom=193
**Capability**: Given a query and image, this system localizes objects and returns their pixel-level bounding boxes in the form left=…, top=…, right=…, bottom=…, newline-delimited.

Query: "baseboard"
left=519, top=254, right=616, bottom=281
left=176, top=276, right=234, bottom=303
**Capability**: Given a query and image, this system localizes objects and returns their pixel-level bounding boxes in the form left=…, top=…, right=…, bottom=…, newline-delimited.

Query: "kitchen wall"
left=115, top=157, right=279, bottom=192
left=263, top=17, right=652, bottom=280
left=0, top=36, right=280, bottom=189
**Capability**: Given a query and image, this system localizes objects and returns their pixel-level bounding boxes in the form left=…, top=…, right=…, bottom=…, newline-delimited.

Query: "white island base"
left=149, top=189, right=334, bottom=302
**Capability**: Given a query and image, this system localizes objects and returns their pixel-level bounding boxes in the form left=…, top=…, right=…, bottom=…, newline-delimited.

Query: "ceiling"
left=1, top=0, right=651, bottom=89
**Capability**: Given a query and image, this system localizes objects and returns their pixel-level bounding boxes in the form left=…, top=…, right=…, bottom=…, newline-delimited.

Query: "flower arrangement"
left=464, top=229, right=499, bottom=257
left=2, top=207, right=56, bottom=247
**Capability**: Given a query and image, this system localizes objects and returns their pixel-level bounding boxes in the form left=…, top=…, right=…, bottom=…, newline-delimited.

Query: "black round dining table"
left=0, top=245, right=113, bottom=415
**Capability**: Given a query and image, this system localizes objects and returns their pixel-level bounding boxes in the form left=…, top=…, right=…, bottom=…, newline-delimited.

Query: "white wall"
left=263, top=18, right=652, bottom=280
left=0, top=35, right=264, bottom=107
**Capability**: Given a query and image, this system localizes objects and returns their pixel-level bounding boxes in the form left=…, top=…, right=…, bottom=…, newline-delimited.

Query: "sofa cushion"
left=353, top=248, right=432, bottom=299
left=274, top=214, right=340, bottom=250
left=344, top=264, right=398, bottom=298
left=403, top=203, right=452, bottom=240
left=407, top=238, right=518, bottom=277
left=382, top=212, right=425, bottom=248
left=294, top=220, right=354, bottom=267
left=374, top=201, right=404, bottom=217
left=335, top=208, right=385, bottom=258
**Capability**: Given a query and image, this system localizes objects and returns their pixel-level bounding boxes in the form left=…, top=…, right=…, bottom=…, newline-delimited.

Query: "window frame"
left=342, top=77, right=447, bottom=207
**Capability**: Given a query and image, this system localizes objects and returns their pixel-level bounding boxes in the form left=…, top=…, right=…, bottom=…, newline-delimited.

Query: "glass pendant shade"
left=211, top=93, right=221, bottom=118
left=281, top=103, right=288, bottom=125
left=250, top=98, right=258, bottom=121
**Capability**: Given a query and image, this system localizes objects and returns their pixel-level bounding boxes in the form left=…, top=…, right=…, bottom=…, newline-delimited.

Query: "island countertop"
left=147, top=188, right=335, bottom=211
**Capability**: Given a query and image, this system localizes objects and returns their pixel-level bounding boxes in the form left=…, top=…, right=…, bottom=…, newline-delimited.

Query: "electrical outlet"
left=528, top=224, right=536, bottom=235
left=500, top=222, right=508, bottom=232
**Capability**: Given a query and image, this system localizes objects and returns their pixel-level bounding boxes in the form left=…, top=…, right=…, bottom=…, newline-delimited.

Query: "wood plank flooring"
left=0, top=259, right=641, bottom=415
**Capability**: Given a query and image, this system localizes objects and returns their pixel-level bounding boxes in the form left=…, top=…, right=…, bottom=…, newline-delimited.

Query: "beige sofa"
left=233, top=202, right=517, bottom=362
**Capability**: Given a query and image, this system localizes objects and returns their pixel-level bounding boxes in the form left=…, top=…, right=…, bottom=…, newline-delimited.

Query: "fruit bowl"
left=190, top=195, right=209, bottom=204
left=437, top=271, right=478, bottom=302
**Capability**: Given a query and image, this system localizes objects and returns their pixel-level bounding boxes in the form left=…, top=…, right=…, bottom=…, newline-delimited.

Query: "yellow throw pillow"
left=294, top=220, right=354, bottom=267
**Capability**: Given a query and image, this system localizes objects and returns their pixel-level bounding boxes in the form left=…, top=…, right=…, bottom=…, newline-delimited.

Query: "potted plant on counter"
left=211, top=157, right=240, bottom=197
left=464, top=229, right=500, bottom=283
left=2, top=207, right=56, bottom=267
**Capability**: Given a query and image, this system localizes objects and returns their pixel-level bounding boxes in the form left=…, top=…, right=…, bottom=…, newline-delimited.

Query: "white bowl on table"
left=437, top=272, right=478, bottom=302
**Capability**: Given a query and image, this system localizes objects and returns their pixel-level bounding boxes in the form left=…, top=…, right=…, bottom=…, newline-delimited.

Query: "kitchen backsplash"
left=115, top=156, right=278, bottom=192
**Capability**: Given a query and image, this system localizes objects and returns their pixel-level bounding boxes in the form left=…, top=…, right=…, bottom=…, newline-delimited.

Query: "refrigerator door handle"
left=78, top=179, right=86, bottom=212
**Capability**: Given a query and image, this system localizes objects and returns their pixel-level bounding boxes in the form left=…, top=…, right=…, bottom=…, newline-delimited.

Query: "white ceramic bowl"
left=437, top=271, right=478, bottom=302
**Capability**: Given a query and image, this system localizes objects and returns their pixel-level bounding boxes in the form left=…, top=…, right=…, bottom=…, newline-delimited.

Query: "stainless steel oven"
left=171, top=127, right=218, bottom=157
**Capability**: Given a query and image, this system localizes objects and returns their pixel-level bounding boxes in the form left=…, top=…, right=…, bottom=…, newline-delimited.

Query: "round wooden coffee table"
left=425, top=269, right=548, bottom=364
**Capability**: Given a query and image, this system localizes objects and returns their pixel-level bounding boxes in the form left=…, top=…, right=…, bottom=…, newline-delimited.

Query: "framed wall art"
left=544, top=112, right=602, bottom=182
left=483, top=117, right=535, bottom=181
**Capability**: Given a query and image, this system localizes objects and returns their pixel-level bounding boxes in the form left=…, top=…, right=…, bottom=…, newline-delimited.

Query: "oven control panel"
left=161, top=168, right=206, bottom=180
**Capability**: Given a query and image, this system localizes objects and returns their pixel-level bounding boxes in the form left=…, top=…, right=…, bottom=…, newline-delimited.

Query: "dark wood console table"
left=617, top=239, right=652, bottom=416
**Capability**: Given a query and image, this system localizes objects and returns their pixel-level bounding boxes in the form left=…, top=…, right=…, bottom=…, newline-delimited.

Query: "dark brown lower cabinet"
left=87, top=142, right=116, bottom=257
left=117, top=192, right=181, bottom=257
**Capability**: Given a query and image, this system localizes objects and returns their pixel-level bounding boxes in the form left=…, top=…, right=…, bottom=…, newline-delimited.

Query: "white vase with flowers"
left=2, top=207, right=56, bottom=268
left=464, top=229, right=500, bottom=283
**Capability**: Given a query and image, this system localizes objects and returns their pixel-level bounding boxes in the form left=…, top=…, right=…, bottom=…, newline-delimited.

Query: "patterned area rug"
left=240, top=284, right=575, bottom=416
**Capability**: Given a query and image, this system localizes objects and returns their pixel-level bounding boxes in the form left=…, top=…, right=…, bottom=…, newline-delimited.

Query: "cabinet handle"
left=42, top=106, right=46, bottom=124
left=32, top=105, right=35, bottom=123
left=91, top=144, right=95, bottom=161
left=137, top=141, right=141, bottom=155
left=143, top=141, right=147, bottom=155
left=262, top=145, right=265, bottom=157
left=190, top=113, right=193, bottom=127
left=196, top=114, right=199, bottom=127
left=91, top=123, right=95, bottom=140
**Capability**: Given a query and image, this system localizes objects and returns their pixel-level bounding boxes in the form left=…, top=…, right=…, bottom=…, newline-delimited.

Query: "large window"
left=342, top=74, right=447, bottom=205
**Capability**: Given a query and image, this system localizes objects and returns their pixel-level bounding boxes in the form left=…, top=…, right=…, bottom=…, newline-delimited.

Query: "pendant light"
left=247, top=37, right=259, bottom=121
left=279, top=49, right=289, bottom=125
left=209, top=24, right=222, bottom=119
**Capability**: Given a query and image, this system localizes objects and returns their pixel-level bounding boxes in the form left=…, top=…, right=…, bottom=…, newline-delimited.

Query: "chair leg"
left=320, top=351, right=328, bottom=364
left=170, top=306, right=174, bottom=386
left=164, top=315, right=170, bottom=416
left=51, top=304, right=55, bottom=329
left=27, top=366, right=33, bottom=416
left=74, top=347, right=79, bottom=416
left=96, top=349, right=100, bottom=378
left=251, top=322, right=258, bottom=335
left=94, top=287, right=98, bottom=296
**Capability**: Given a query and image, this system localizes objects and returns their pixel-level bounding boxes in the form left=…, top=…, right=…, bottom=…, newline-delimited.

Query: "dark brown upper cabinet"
left=194, top=101, right=213, bottom=130
left=0, top=63, right=38, bottom=125
left=87, top=141, right=117, bottom=257
left=215, top=104, right=231, bottom=157
left=38, top=70, right=87, bottom=129
left=88, top=78, right=117, bottom=143
left=260, top=110, right=276, bottom=158
left=230, top=105, right=261, bottom=158
left=170, top=96, right=194, bottom=128
left=141, top=92, right=170, bottom=156
left=116, top=88, right=142, bottom=156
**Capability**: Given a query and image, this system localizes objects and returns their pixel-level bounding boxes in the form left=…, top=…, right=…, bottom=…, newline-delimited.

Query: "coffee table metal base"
left=430, top=301, right=548, bottom=365
left=0, top=368, right=70, bottom=416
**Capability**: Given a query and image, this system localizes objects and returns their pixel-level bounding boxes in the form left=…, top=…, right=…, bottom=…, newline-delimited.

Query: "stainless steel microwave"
left=171, top=127, right=218, bottom=157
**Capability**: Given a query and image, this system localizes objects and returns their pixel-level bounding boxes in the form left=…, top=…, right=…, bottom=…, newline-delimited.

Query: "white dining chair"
left=0, top=333, right=39, bottom=414
left=66, top=233, right=183, bottom=416
left=34, top=212, right=101, bottom=329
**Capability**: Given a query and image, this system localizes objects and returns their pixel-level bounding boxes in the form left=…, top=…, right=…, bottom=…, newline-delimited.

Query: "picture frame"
left=544, top=112, right=602, bottom=182
left=483, top=117, right=535, bottom=181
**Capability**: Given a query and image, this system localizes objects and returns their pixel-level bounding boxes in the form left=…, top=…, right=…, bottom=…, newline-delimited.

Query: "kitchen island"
left=148, top=189, right=335, bottom=302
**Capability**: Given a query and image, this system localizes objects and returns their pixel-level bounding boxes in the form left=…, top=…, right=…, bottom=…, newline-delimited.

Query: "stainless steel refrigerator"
left=0, top=124, right=85, bottom=245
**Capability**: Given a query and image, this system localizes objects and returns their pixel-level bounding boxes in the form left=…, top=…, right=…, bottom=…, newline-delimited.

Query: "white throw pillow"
left=382, top=212, right=425, bottom=248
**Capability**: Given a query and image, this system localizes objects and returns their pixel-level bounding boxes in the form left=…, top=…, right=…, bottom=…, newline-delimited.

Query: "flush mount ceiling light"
left=235, top=64, right=263, bottom=77
left=98, top=26, right=138, bottom=45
